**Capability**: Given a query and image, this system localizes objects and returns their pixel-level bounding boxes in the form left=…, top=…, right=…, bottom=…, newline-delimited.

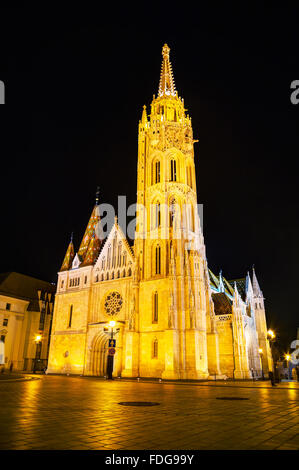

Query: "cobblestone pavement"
left=0, top=375, right=298, bottom=450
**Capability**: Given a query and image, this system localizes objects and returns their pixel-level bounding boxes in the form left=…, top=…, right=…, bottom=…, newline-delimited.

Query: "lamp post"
left=267, top=329, right=277, bottom=383
left=33, top=335, right=42, bottom=374
left=285, top=354, right=291, bottom=380
left=259, top=348, right=265, bottom=380
left=107, top=321, right=116, bottom=380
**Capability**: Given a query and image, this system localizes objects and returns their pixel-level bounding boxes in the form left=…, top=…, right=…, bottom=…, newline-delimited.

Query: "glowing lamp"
left=285, top=354, right=291, bottom=362
left=35, top=335, right=42, bottom=342
left=258, top=348, right=263, bottom=354
left=267, top=329, right=275, bottom=339
left=109, top=320, right=116, bottom=328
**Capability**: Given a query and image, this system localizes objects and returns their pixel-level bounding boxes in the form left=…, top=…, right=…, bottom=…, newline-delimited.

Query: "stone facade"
left=0, top=272, right=55, bottom=371
left=47, top=44, right=272, bottom=380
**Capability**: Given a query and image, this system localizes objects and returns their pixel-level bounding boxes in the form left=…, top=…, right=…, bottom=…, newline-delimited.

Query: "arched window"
left=112, top=235, right=117, bottom=268
left=122, top=269, right=126, bottom=278
left=61, top=280, right=64, bottom=289
left=152, top=338, right=158, bottom=358
left=68, top=305, right=73, bottom=328
left=100, top=274, right=104, bottom=281
left=117, top=242, right=122, bottom=267
left=170, top=159, right=177, bottom=182
left=155, top=160, right=160, bottom=184
left=101, top=257, right=105, bottom=270
left=153, top=291, right=158, bottom=323
left=155, top=245, right=161, bottom=275
left=128, top=267, right=132, bottom=277
left=123, top=251, right=127, bottom=266
left=107, top=245, right=111, bottom=269
left=153, top=201, right=161, bottom=229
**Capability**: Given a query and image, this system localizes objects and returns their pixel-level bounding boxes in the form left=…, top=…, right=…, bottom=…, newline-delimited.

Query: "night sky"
left=0, top=5, right=298, bottom=350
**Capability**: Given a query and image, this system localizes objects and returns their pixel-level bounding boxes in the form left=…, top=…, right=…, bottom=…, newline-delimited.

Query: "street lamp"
left=107, top=321, right=116, bottom=380
left=267, top=329, right=277, bottom=383
left=259, top=348, right=265, bottom=380
left=285, top=353, right=291, bottom=380
left=33, top=334, right=42, bottom=374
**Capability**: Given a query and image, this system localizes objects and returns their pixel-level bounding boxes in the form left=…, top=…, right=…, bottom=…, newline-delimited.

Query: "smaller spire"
left=252, top=266, right=262, bottom=296
left=60, top=237, right=75, bottom=272
left=141, top=105, right=147, bottom=124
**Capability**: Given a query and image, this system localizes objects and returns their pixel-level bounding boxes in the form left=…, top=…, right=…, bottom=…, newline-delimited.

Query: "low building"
left=0, top=272, right=55, bottom=372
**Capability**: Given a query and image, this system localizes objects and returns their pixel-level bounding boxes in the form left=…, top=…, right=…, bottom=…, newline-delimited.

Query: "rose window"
left=104, top=291, right=123, bottom=316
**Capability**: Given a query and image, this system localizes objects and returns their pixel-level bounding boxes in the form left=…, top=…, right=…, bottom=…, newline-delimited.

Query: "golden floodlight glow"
left=267, top=329, right=275, bottom=339
left=35, top=335, right=42, bottom=342
left=109, top=320, right=116, bottom=328
left=258, top=348, right=263, bottom=354
left=285, top=354, right=291, bottom=361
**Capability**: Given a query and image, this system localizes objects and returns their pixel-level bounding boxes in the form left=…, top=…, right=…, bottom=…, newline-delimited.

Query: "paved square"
left=0, top=375, right=298, bottom=450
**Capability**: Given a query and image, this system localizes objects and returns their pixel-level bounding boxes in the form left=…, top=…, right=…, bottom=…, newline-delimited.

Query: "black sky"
left=0, top=5, right=298, bottom=350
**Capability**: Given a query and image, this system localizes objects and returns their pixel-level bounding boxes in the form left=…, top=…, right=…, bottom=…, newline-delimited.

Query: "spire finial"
left=70, top=232, right=73, bottom=242
left=95, top=186, right=100, bottom=206
left=158, top=43, right=177, bottom=97
left=162, top=43, right=170, bottom=59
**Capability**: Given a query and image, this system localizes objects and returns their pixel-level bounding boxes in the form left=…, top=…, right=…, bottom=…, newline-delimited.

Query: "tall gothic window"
left=107, top=245, right=111, bottom=269
left=155, top=245, right=161, bottom=275
left=153, top=291, right=158, bottom=323
left=170, top=159, right=177, bottom=182
left=68, top=305, right=73, bottom=328
left=117, top=242, right=122, bottom=267
left=155, top=202, right=161, bottom=228
left=155, top=160, right=160, bottom=183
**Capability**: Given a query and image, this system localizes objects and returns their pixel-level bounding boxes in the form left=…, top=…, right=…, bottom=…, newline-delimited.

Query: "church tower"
left=126, top=44, right=219, bottom=380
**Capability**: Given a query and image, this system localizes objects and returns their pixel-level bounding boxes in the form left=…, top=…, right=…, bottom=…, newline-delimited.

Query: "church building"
left=47, top=44, right=272, bottom=380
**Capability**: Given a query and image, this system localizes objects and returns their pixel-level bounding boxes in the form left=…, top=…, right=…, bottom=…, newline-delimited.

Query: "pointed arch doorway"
left=90, top=331, right=109, bottom=377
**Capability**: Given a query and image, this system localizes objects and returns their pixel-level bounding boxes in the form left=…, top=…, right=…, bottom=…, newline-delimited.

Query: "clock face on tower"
left=104, top=291, right=123, bottom=317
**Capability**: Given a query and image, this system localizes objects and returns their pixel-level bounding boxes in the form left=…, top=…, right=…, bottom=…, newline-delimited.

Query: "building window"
left=61, top=280, right=64, bottom=289
left=153, top=292, right=158, bottom=323
left=0, top=335, right=5, bottom=343
left=155, top=160, right=160, bottom=183
left=170, top=159, right=177, bottom=182
left=68, top=305, right=73, bottom=328
left=6, top=303, right=11, bottom=311
left=152, top=339, right=158, bottom=358
left=156, top=202, right=161, bottom=228
left=155, top=245, right=161, bottom=275
left=84, top=276, right=87, bottom=284
left=3, top=318, right=8, bottom=327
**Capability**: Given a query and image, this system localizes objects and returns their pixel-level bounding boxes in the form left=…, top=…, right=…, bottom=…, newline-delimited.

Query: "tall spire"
left=60, top=235, right=75, bottom=271
left=158, top=44, right=177, bottom=97
left=252, top=266, right=262, bottom=296
left=78, top=193, right=103, bottom=266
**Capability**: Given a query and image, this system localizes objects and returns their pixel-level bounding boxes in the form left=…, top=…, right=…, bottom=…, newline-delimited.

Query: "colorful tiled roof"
left=212, top=292, right=232, bottom=316
left=60, top=240, right=75, bottom=272
left=78, top=205, right=102, bottom=267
